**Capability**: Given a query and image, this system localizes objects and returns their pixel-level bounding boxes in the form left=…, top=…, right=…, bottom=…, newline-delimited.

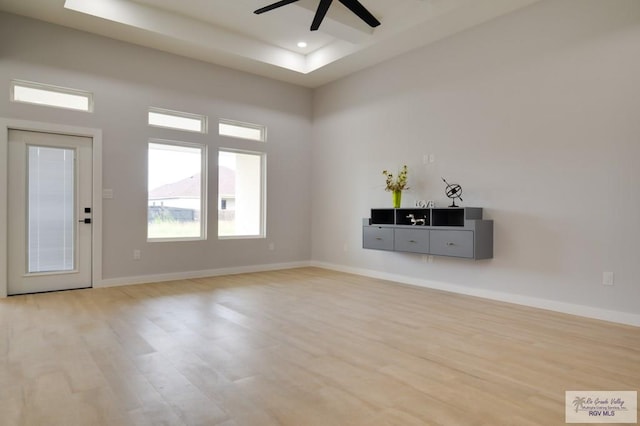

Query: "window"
left=218, top=150, right=265, bottom=238
left=11, top=79, right=93, bottom=112
left=148, top=107, right=207, bottom=133
left=219, top=119, right=266, bottom=142
left=148, top=140, right=207, bottom=241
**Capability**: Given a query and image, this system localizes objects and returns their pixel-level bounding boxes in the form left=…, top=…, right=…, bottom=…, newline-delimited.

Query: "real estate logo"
left=566, top=391, right=637, bottom=423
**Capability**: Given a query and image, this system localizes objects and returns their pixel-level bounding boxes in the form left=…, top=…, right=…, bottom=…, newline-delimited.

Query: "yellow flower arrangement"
left=382, top=165, right=409, bottom=192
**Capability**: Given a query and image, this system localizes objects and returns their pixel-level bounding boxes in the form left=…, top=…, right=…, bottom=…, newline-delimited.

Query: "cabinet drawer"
left=363, top=226, right=394, bottom=251
left=394, top=228, right=429, bottom=253
left=429, top=230, right=474, bottom=258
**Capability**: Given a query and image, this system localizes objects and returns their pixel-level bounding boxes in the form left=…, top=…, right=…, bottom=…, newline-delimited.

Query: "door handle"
left=79, top=218, right=92, bottom=224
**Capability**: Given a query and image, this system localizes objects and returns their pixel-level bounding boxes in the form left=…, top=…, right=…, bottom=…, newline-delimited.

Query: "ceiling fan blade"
left=254, top=0, right=300, bottom=15
left=311, top=0, right=333, bottom=31
left=338, top=0, right=380, bottom=27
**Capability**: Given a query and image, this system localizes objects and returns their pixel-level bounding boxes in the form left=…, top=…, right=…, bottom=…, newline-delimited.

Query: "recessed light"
left=297, top=41, right=307, bottom=48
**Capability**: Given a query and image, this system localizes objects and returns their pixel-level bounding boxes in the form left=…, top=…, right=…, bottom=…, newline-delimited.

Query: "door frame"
left=0, top=118, right=103, bottom=297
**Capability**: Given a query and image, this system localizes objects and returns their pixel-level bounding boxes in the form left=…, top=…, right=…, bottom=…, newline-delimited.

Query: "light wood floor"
left=0, top=268, right=638, bottom=425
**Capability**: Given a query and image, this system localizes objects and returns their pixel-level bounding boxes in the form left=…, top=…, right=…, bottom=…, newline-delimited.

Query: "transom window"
left=11, top=79, right=93, bottom=112
left=219, top=119, right=266, bottom=142
left=148, top=107, right=207, bottom=133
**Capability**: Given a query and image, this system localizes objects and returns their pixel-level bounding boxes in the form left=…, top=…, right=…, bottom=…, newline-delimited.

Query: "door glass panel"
left=27, top=146, right=75, bottom=273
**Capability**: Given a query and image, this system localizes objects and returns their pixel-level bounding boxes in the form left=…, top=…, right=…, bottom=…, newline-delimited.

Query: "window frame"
left=10, top=79, right=94, bottom=112
left=147, top=138, right=208, bottom=242
left=148, top=107, right=208, bottom=134
left=217, top=147, right=266, bottom=240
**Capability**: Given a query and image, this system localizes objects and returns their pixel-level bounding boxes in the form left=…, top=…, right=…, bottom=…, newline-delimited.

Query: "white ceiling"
left=0, top=0, right=540, bottom=87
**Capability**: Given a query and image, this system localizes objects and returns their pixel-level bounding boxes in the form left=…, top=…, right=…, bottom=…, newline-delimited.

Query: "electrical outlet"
left=428, top=255, right=434, bottom=263
left=133, top=249, right=141, bottom=260
left=602, top=271, right=614, bottom=286
left=268, top=243, right=275, bottom=251
left=421, top=255, right=428, bottom=263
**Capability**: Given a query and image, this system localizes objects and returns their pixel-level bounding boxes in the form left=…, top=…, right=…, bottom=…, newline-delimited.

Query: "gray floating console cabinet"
left=363, top=207, right=493, bottom=259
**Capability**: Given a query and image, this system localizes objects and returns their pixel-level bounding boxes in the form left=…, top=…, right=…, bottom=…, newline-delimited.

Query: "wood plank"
left=0, top=267, right=638, bottom=425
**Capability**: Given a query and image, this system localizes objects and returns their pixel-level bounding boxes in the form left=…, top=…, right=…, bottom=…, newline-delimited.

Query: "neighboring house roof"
left=149, top=167, right=235, bottom=199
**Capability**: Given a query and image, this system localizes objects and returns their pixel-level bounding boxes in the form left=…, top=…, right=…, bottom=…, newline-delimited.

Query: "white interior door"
left=7, top=130, right=93, bottom=295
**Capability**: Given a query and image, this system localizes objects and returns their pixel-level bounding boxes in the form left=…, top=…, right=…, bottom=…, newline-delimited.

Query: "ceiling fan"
left=254, top=0, right=381, bottom=31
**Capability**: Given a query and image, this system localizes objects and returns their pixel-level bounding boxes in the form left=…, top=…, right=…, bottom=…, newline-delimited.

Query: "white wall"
left=0, top=12, right=313, bottom=281
left=2, top=1, right=639, bottom=322
left=312, top=0, right=640, bottom=316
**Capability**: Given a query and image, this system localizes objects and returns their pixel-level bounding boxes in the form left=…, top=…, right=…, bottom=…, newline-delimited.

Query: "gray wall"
left=312, top=0, right=640, bottom=315
left=0, top=12, right=313, bottom=280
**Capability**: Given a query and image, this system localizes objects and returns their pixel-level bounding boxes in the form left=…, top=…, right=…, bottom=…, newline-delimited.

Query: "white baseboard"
left=90, top=259, right=640, bottom=327
left=96, top=261, right=312, bottom=288
left=310, top=261, right=640, bottom=328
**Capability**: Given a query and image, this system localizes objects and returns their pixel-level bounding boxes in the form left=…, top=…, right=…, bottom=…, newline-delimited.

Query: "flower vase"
left=392, top=190, right=402, bottom=208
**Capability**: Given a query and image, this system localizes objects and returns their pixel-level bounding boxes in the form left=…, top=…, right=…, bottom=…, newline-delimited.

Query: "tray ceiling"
left=0, top=0, right=540, bottom=87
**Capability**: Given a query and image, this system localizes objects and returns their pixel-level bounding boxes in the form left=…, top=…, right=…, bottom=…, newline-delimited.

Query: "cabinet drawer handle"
left=376, top=237, right=383, bottom=240
left=446, top=242, right=455, bottom=246
left=409, top=240, right=417, bottom=243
